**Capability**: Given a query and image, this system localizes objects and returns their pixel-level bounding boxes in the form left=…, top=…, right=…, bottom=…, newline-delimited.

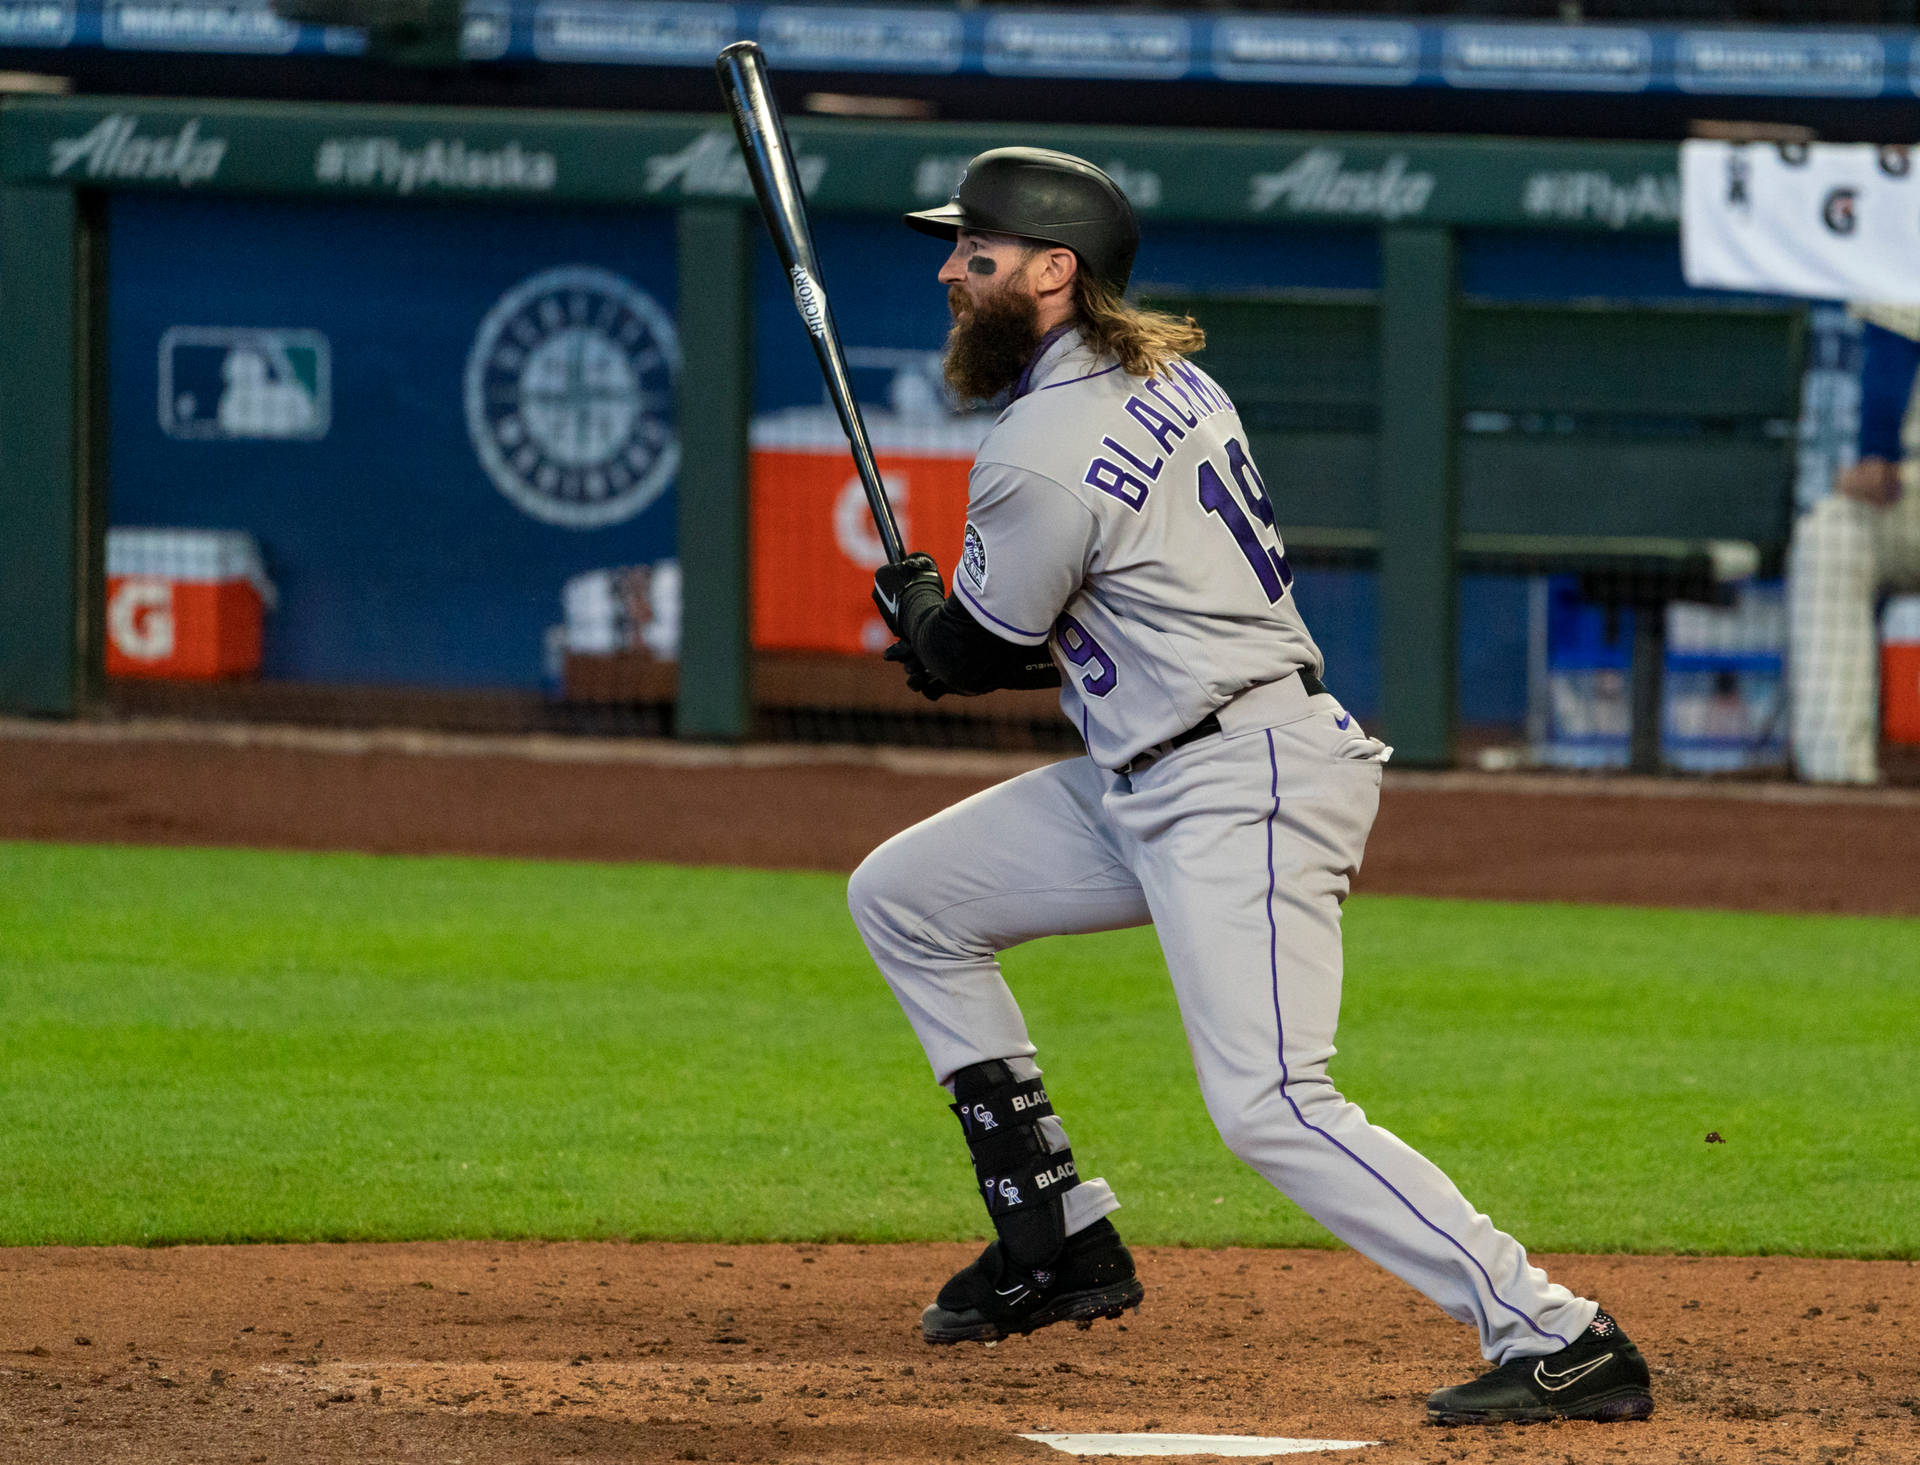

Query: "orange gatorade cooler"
left=750, top=405, right=990, bottom=655
left=1884, top=596, right=1920, bottom=745
left=105, top=528, right=276, bottom=679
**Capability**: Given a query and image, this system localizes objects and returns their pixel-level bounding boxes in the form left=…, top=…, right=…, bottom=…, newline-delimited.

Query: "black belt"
left=1117, top=669, right=1328, bottom=775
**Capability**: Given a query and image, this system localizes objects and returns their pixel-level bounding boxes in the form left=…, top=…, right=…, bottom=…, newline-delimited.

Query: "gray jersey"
left=951, top=329, right=1323, bottom=768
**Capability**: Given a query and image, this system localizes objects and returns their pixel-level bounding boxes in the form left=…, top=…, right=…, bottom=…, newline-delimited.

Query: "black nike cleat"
left=1425, top=1310, right=1654, bottom=1425
left=920, top=1218, right=1144, bottom=1344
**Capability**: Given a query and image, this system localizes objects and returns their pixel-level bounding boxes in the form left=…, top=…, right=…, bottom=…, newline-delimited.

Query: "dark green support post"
left=674, top=205, right=754, bottom=741
left=1628, top=604, right=1665, bottom=775
left=1376, top=227, right=1459, bottom=767
left=0, top=184, right=87, bottom=717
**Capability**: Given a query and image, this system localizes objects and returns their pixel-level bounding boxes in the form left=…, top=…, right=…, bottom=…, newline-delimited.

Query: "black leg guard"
left=949, top=1060, right=1079, bottom=1274
left=923, top=1060, right=1141, bottom=1344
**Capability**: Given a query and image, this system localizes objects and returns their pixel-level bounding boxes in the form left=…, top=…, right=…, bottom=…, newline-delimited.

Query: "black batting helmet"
left=903, top=148, right=1139, bottom=294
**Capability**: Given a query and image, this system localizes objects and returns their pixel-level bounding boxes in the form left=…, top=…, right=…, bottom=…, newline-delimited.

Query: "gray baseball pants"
left=849, top=676, right=1597, bottom=1364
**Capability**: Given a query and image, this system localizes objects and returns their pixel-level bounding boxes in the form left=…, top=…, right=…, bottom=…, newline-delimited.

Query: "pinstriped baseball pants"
left=849, top=694, right=1598, bottom=1365
left=1789, top=490, right=1920, bottom=783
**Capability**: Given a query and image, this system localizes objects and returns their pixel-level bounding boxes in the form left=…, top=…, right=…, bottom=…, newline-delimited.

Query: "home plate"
left=1020, top=1434, right=1375, bottom=1457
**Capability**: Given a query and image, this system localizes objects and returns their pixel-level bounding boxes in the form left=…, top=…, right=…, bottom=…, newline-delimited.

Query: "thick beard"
left=942, top=280, right=1044, bottom=405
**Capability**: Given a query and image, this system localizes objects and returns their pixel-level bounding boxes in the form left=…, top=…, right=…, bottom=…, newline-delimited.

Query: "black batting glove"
left=884, top=639, right=956, bottom=701
left=872, top=551, right=946, bottom=641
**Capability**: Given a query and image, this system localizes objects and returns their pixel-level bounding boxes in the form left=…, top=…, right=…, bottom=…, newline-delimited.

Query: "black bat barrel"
left=716, top=41, right=905, bottom=566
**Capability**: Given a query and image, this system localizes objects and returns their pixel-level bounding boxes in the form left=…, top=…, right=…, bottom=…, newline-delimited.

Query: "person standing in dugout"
left=846, top=148, right=1655, bottom=1426
left=1789, top=304, right=1920, bottom=785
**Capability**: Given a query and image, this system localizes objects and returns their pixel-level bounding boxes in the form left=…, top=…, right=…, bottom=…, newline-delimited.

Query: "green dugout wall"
left=0, top=96, right=1791, bottom=764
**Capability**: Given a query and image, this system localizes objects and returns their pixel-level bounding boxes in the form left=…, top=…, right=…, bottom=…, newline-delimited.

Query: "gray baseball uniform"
left=849, top=328, right=1598, bottom=1364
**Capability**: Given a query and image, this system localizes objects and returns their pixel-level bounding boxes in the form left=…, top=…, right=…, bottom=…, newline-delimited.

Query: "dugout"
left=0, top=96, right=1802, bottom=766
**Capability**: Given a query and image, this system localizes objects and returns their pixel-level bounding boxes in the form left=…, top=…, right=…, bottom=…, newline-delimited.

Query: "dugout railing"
left=0, top=96, right=1800, bottom=766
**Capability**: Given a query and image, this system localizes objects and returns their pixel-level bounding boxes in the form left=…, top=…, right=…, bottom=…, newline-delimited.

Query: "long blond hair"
left=1074, top=270, right=1205, bottom=379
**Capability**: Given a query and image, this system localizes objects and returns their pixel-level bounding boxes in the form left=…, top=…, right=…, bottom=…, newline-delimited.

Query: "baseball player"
left=847, top=148, right=1655, bottom=1426
left=1789, top=304, right=1920, bottom=784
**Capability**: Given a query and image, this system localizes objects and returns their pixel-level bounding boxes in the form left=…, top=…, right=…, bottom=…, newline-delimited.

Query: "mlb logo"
left=157, top=327, right=330, bottom=440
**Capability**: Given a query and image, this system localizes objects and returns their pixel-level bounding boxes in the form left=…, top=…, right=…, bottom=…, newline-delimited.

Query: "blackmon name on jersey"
left=956, top=330, right=1324, bottom=770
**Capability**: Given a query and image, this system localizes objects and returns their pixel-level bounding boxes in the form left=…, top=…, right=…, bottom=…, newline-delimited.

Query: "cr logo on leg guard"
left=951, top=1061, right=1079, bottom=1272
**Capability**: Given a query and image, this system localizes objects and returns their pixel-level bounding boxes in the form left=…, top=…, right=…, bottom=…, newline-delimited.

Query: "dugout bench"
left=1156, top=288, right=1803, bottom=773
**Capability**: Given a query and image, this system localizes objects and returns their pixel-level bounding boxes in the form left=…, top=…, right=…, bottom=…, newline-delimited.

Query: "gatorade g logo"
left=108, top=579, right=175, bottom=661
left=835, top=471, right=908, bottom=572
left=790, top=265, right=828, bottom=340
left=1822, top=187, right=1858, bottom=235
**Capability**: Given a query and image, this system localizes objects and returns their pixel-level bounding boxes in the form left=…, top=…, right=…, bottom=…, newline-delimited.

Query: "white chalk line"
left=1021, top=1433, right=1376, bottom=1458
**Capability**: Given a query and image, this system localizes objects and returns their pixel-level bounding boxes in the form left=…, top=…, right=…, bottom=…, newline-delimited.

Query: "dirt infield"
left=4, top=1241, right=1917, bottom=1465
left=4, top=718, right=1920, bottom=914
left=5, top=719, right=1919, bottom=1463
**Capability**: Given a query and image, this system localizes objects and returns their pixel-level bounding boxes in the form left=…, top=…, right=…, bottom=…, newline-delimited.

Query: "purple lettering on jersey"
left=1144, top=377, right=1199, bottom=429
left=1159, top=371, right=1210, bottom=422
left=1167, top=360, right=1228, bottom=416
left=1084, top=455, right=1151, bottom=511
left=1124, top=396, right=1186, bottom=454
left=1055, top=612, right=1118, bottom=697
left=1102, top=434, right=1164, bottom=480
left=1197, top=438, right=1294, bottom=603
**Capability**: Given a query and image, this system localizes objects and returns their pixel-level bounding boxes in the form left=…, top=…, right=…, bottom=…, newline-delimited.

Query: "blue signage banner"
left=758, top=5, right=961, bottom=74
left=0, top=0, right=76, bottom=46
left=981, top=11, right=1191, bottom=80
left=530, top=0, right=734, bottom=65
left=1671, top=29, right=1887, bottom=97
left=6, top=0, right=1919, bottom=100
left=100, top=0, right=300, bottom=53
left=107, top=193, right=681, bottom=688
left=1211, top=18, right=1420, bottom=88
left=1440, top=24, right=1653, bottom=93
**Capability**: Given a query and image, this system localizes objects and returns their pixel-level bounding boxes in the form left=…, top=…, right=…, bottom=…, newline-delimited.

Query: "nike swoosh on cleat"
left=993, top=1283, right=1030, bottom=1301
left=1334, top=712, right=1351, bottom=730
left=1534, top=1352, right=1613, bottom=1392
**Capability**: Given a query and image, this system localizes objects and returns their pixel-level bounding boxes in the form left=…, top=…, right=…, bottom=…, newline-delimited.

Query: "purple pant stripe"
left=1261, top=730, right=1569, bottom=1350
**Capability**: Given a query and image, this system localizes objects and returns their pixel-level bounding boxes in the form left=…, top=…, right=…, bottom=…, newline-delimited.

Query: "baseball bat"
left=715, top=39, right=906, bottom=567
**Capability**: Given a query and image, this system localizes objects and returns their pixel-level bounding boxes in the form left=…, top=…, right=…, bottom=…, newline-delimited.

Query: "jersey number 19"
left=1197, top=437, right=1293, bottom=603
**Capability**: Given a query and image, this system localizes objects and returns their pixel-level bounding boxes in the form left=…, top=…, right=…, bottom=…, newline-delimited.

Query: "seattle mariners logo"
left=465, top=265, right=680, bottom=529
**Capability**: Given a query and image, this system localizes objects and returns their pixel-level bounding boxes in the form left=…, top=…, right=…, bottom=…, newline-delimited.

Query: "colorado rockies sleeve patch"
left=961, top=522, right=989, bottom=591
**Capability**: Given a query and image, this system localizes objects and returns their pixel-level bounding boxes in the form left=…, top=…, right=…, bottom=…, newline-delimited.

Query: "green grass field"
left=2, top=840, right=1915, bottom=1256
